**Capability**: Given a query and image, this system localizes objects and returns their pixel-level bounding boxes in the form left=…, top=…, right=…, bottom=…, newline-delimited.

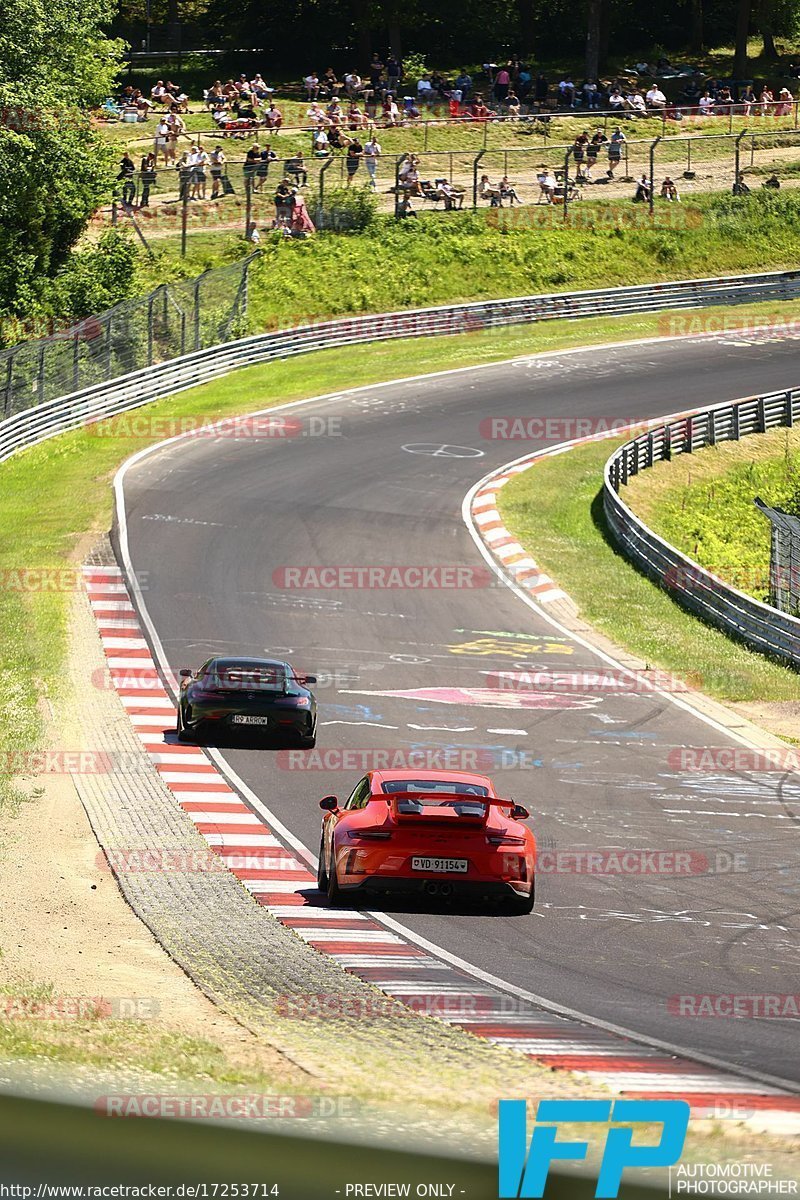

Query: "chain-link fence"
left=754, top=498, right=800, bottom=616
left=0, top=255, right=259, bottom=420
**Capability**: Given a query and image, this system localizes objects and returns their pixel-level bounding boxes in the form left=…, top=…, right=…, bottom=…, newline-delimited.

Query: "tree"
left=585, top=0, right=602, bottom=79
left=0, top=0, right=125, bottom=334
left=733, top=0, right=751, bottom=76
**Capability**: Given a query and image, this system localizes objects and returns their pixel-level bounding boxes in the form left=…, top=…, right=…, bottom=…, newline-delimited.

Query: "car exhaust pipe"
left=439, top=883, right=454, bottom=898
left=423, top=881, right=440, bottom=897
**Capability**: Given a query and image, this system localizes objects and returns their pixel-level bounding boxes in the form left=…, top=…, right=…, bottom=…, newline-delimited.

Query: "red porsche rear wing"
left=384, top=791, right=514, bottom=826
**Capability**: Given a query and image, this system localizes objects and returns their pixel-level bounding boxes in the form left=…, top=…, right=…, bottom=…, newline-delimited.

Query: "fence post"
left=395, top=154, right=407, bottom=219
left=104, top=317, right=113, bottom=380
left=193, top=272, right=206, bottom=352
left=649, top=135, right=661, bottom=217
left=472, top=149, right=486, bottom=210
left=3, top=351, right=13, bottom=417
left=181, top=178, right=189, bottom=257
left=72, top=331, right=81, bottom=392
left=734, top=128, right=748, bottom=192
left=147, top=288, right=157, bottom=366
left=244, top=172, right=253, bottom=244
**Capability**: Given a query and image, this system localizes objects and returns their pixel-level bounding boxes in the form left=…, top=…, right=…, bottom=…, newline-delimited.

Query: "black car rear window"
left=206, top=662, right=288, bottom=691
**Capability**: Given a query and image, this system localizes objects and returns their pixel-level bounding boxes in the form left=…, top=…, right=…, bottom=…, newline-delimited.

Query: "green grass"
left=498, top=435, right=800, bottom=703
left=623, top=426, right=800, bottom=604
left=129, top=190, right=800, bottom=333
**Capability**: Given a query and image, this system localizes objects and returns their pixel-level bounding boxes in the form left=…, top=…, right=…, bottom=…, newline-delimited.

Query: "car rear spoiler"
left=385, top=792, right=515, bottom=825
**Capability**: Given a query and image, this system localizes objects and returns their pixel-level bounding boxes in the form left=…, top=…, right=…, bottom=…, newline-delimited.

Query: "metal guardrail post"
left=649, top=136, right=661, bottom=217
left=3, top=352, right=13, bottom=418
left=788, top=390, right=795, bottom=427
left=472, top=150, right=485, bottom=210
left=37, top=342, right=45, bottom=406
left=734, top=128, right=748, bottom=193
left=563, top=146, right=574, bottom=224
left=72, top=331, right=81, bottom=393
left=193, top=272, right=207, bottom=352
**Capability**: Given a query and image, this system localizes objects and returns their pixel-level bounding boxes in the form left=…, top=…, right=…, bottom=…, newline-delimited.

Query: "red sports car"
left=317, top=769, right=536, bottom=914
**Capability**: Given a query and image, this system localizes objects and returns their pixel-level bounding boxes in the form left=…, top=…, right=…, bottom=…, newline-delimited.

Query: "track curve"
left=117, top=330, right=800, bottom=1084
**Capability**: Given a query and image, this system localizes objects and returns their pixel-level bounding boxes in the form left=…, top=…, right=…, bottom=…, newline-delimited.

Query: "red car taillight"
left=274, top=696, right=311, bottom=707
left=190, top=689, right=225, bottom=701
left=487, top=833, right=526, bottom=846
left=346, top=829, right=392, bottom=841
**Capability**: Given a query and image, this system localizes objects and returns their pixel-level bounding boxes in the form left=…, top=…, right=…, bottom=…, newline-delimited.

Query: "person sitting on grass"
left=763, top=173, right=781, bottom=189
left=660, top=175, right=680, bottom=201
left=264, top=101, right=283, bottom=129
left=633, top=173, right=651, bottom=202
left=399, top=154, right=423, bottom=195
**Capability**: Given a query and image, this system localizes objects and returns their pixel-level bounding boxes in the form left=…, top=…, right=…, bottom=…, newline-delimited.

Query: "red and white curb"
left=84, top=563, right=800, bottom=1128
left=471, top=460, right=567, bottom=604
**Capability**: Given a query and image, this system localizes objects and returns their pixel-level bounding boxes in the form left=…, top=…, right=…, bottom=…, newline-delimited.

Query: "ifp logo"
left=499, top=1099, right=690, bottom=1198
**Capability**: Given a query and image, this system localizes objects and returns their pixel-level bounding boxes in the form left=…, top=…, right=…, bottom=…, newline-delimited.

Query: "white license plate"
left=231, top=715, right=270, bottom=726
left=411, top=856, right=468, bottom=873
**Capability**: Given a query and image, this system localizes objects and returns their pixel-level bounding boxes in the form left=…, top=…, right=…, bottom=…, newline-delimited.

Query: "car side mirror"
left=179, top=668, right=192, bottom=678
left=320, top=795, right=339, bottom=812
left=511, top=804, right=530, bottom=820
left=303, top=675, right=317, bottom=684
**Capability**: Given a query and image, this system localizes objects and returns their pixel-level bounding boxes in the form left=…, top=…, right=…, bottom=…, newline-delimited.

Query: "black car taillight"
left=487, top=833, right=526, bottom=846
left=190, top=689, right=225, bottom=701
left=346, top=829, right=392, bottom=841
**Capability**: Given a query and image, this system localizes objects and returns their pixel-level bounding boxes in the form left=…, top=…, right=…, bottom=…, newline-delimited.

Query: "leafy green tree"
left=0, top=0, right=126, bottom=339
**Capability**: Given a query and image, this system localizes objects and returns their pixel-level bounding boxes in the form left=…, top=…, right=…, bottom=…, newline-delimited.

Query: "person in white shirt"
left=698, top=91, right=715, bottom=115
left=151, top=80, right=167, bottom=104
left=646, top=85, right=666, bottom=109
left=417, top=75, right=435, bottom=108
left=305, top=73, right=320, bottom=100
left=626, top=91, right=646, bottom=116
left=188, top=144, right=209, bottom=199
left=362, top=134, right=381, bottom=187
left=154, top=118, right=170, bottom=165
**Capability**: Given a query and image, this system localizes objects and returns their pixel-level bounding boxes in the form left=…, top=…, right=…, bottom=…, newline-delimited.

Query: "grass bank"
left=133, top=192, right=800, bottom=328
left=497, top=435, right=800, bottom=706
left=623, top=425, right=800, bottom=604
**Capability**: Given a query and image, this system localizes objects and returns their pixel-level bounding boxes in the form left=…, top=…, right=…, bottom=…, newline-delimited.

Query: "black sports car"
left=176, top=656, right=317, bottom=745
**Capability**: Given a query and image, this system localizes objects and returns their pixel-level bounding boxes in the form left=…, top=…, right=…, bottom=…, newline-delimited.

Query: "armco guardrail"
left=3, top=266, right=800, bottom=465
left=604, top=388, right=800, bottom=668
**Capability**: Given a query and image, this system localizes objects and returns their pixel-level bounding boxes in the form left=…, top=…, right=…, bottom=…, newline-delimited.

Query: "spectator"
left=698, top=90, right=715, bottom=115
left=209, top=146, right=226, bottom=198
left=494, top=63, right=511, bottom=105
left=264, top=101, right=283, bottom=129
left=154, top=116, right=170, bottom=165
left=536, top=167, right=557, bottom=202
left=535, top=73, right=549, bottom=106
left=347, top=103, right=369, bottom=130
left=369, top=53, right=385, bottom=96
left=469, top=95, right=492, bottom=121
left=740, top=86, right=756, bottom=116
left=139, top=151, right=156, bottom=207
left=284, top=151, right=307, bottom=185
left=732, top=171, right=750, bottom=195
left=433, top=179, right=463, bottom=210
left=626, top=90, right=647, bottom=116
left=363, top=132, right=381, bottom=188
left=634, top=173, right=651, bottom=202
left=151, top=80, right=168, bottom=104
left=498, top=175, right=521, bottom=204
left=558, top=76, right=575, bottom=107
left=607, top=126, right=626, bottom=176
left=399, top=154, right=422, bottom=195
left=382, top=94, right=400, bottom=126
left=251, top=74, right=273, bottom=99
left=417, top=74, right=435, bottom=108
left=717, top=84, right=734, bottom=112
left=505, top=90, right=521, bottom=118
left=307, top=101, right=327, bottom=125
left=256, top=144, right=278, bottom=190
left=608, top=87, right=625, bottom=112
left=117, top=152, right=136, bottom=205
left=764, top=173, right=780, bottom=189
left=777, top=87, right=793, bottom=116
left=328, top=123, right=352, bottom=149
left=188, top=143, right=209, bottom=200
left=587, top=128, right=607, bottom=176
left=760, top=86, right=774, bottom=116
left=386, top=55, right=402, bottom=93
left=646, top=83, right=667, bottom=110
left=455, top=69, right=473, bottom=100
left=660, top=176, right=680, bottom=201
left=305, top=72, right=320, bottom=100
left=274, top=178, right=295, bottom=225
left=345, top=136, right=363, bottom=184
left=582, top=79, right=601, bottom=109
left=247, top=221, right=260, bottom=244
left=479, top=174, right=503, bottom=205
left=572, top=131, right=589, bottom=179
left=322, top=67, right=341, bottom=98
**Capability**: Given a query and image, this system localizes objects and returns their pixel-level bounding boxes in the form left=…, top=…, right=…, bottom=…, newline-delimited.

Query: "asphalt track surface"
left=119, top=330, right=800, bottom=1087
